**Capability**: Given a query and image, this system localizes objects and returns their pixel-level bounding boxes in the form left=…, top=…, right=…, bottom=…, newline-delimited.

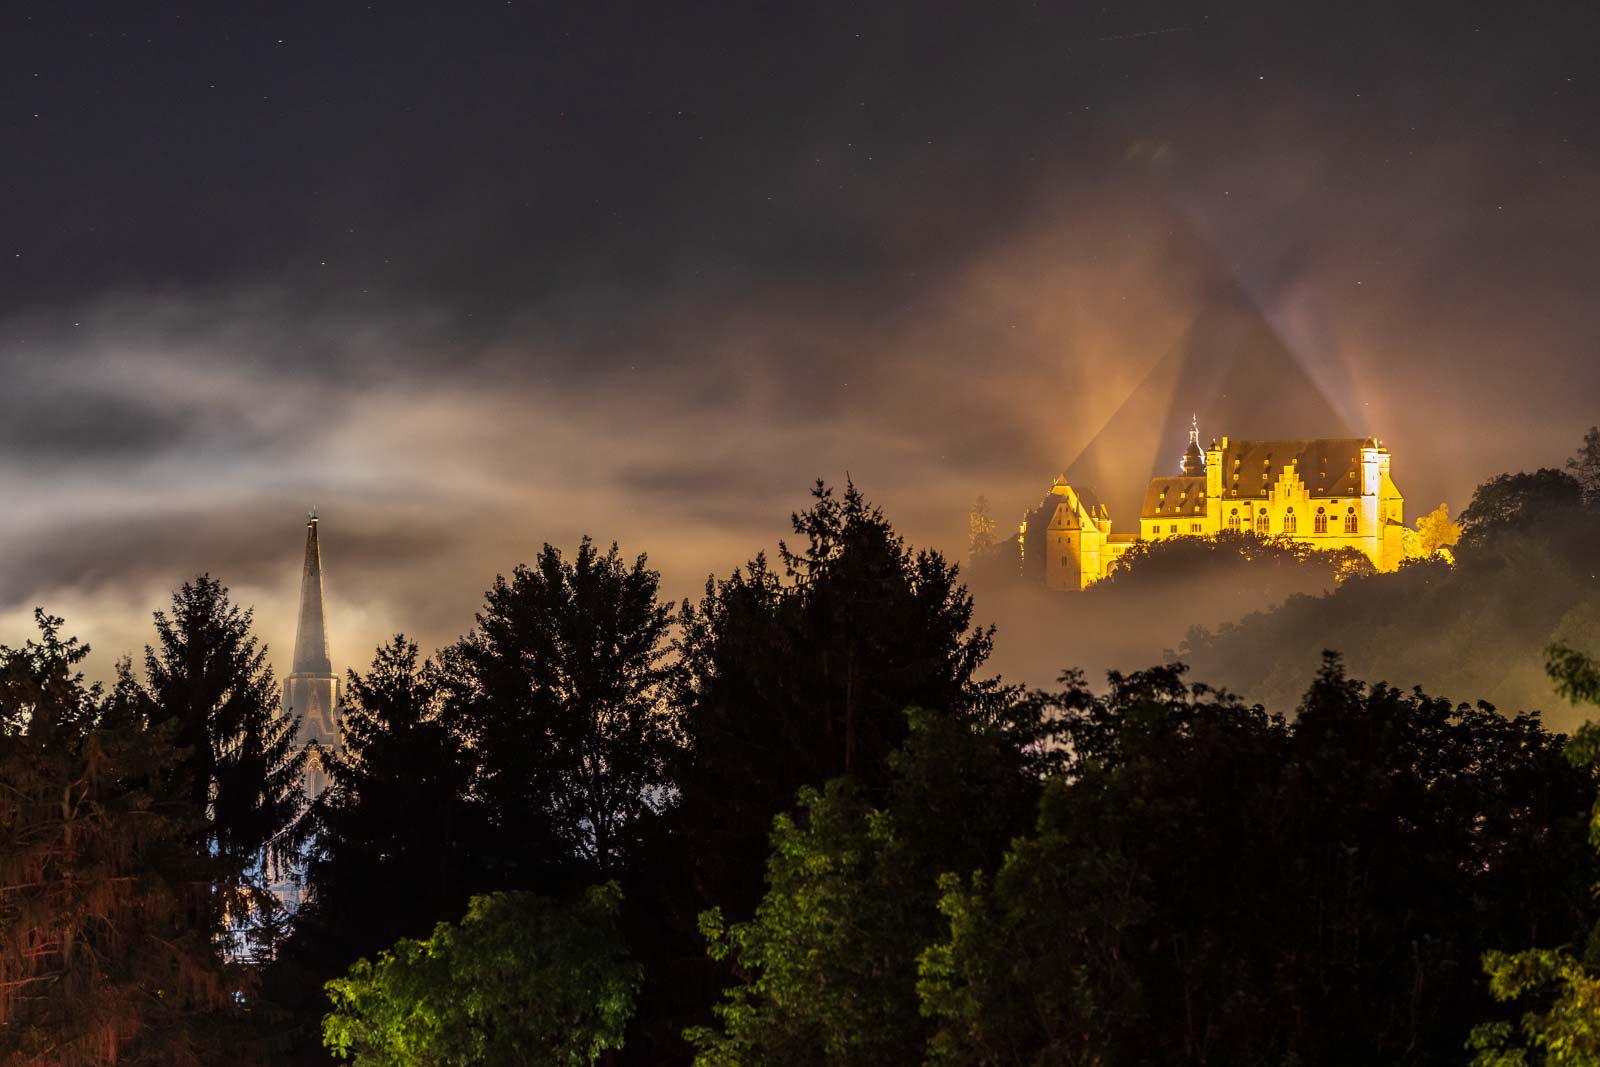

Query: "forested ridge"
left=3, top=428, right=1600, bottom=1066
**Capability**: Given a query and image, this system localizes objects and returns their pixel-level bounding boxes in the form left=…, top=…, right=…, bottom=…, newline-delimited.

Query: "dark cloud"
left=2, top=0, right=1598, bottom=687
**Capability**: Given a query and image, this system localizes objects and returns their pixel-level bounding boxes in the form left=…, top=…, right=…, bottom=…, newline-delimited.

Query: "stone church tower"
left=282, top=513, right=341, bottom=799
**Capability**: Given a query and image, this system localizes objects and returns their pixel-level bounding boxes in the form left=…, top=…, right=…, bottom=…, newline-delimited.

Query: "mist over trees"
left=3, top=430, right=1600, bottom=1065
left=1181, top=432, right=1600, bottom=729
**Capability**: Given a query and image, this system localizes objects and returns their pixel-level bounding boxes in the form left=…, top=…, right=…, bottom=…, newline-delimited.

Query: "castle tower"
left=1181, top=414, right=1205, bottom=476
left=282, top=513, right=341, bottom=800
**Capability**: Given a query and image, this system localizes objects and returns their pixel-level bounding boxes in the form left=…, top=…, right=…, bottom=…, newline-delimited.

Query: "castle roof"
left=1215, top=437, right=1378, bottom=499
left=1142, top=475, right=1206, bottom=518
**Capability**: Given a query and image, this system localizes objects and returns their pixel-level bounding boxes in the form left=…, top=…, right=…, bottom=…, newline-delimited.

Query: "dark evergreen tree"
left=125, top=576, right=306, bottom=943
left=0, top=613, right=242, bottom=1067
left=132, top=576, right=305, bottom=871
left=304, top=636, right=478, bottom=961
left=262, top=637, right=482, bottom=1063
left=672, top=481, right=1003, bottom=923
left=442, top=538, right=678, bottom=880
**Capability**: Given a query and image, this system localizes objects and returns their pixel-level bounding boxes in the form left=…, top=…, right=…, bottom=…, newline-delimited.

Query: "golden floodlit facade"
left=1035, top=426, right=1407, bottom=591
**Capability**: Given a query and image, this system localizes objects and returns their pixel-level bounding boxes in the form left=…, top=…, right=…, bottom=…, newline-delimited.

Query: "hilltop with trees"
left=3, top=434, right=1600, bottom=1065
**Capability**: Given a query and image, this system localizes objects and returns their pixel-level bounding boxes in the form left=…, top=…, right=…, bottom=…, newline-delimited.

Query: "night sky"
left=4, top=1, right=1598, bottom=683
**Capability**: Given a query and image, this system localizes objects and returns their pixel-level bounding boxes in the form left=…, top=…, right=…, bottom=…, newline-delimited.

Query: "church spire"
left=291, top=512, right=333, bottom=677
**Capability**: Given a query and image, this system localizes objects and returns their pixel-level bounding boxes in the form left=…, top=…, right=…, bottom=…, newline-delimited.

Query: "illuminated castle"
left=282, top=513, right=342, bottom=798
left=1026, top=421, right=1407, bottom=590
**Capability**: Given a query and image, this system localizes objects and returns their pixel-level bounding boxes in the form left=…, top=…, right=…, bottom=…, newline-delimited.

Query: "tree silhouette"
left=0, top=612, right=242, bottom=1066
left=126, top=575, right=306, bottom=930
left=1567, top=425, right=1600, bottom=506
left=920, top=660, right=1596, bottom=1066
left=443, top=539, right=678, bottom=879
left=671, top=480, right=1003, bottom=923
left=1471, top=641, right=1600, bottom=1065
left=688, top=697, right=1063, bottom=1066
left=1459, top=469, right=1583, bottom=544
left=302, top=637, right=479, bottom=967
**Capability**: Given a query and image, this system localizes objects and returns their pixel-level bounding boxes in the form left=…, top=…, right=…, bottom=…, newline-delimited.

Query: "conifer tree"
left=673, top=481, right=1002, bottom=921
left=303, top=636, right=477, bottom=964
left=0, top=612, right=240, bottom=1066
left=128, top=576, right=305, bottom=915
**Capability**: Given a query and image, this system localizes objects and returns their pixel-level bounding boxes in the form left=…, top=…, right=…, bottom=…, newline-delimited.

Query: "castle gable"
left=1219, top=438, right=1374, bottom=499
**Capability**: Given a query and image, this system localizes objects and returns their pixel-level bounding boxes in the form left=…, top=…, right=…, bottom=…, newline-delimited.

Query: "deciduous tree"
left=920, top=660, right=1596, bottom=1066
left=323, top=885, right=639, bottom=1067
left=1568, top=425, right=1600, bottom=506
left=443, top=540, right=678, bottom=878
left=1470, top=642, right=1600, bottom=1066
left=687, top=698, right=1061, bottom=1066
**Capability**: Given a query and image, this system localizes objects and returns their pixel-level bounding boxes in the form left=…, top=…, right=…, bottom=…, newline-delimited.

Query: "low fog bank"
left=1179, top=516, right=1600, bottom=734
left=975, top=442, right=1600, bottom=732
left=973, top=538, right=1355, bottom=695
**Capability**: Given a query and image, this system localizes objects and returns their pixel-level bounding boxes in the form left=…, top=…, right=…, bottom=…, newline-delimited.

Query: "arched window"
left=1283, top=507, right=1297, bottom=534
left=1255, top=508, right=1269, bottom=535
left=1344, top=506, right=1358, bottom=534
left=1227, top=508, right=1241, bottom=532
left=1314, top=506, right=1327, bottom=534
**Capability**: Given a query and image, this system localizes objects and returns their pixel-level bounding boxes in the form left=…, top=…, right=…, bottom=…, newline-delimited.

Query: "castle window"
left=1227, top=508, right=1241, bottom=532
left=1255, top=508, right=1269, bottom=535
left=1169, top=524, right=1177, bottom=534
left=1344, top=507, right=1358, bottom=534
left=1314, top=507, right=1327, bottom=534
left=1283, top=508, right=1297, bottom=534
left=1190, top=523, right=1203, bottom=533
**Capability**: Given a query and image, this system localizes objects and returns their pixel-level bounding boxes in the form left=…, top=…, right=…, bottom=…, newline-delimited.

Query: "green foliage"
left=918, top=660, right=1597, bottom=1066
left=686, top=699, right=1061, bottom=1066
left=323, top=884, right=639, bottom=1067
left=0, top=612, right=243, bottom=1066
left=1471, top=643, right=1600, bottom=1065
left=687, top=782, right=910, bottom=1067
left=1470, top=949, right=1600, bottom=1065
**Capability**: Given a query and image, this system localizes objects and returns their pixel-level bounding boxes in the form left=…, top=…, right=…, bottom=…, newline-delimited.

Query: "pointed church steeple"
left=291, top=512, right=333, bottom=676
left=282, top=511, right=341, bottom=809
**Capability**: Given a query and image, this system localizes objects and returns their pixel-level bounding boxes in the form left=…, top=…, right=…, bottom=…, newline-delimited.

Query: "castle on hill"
left=1023, top=421, right=1407, bottom=590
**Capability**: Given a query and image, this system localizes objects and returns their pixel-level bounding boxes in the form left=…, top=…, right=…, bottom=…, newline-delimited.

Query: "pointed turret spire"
left=1180, top=415, right=1206, bottom=476
left=291, top=512, right=333, bottom=677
